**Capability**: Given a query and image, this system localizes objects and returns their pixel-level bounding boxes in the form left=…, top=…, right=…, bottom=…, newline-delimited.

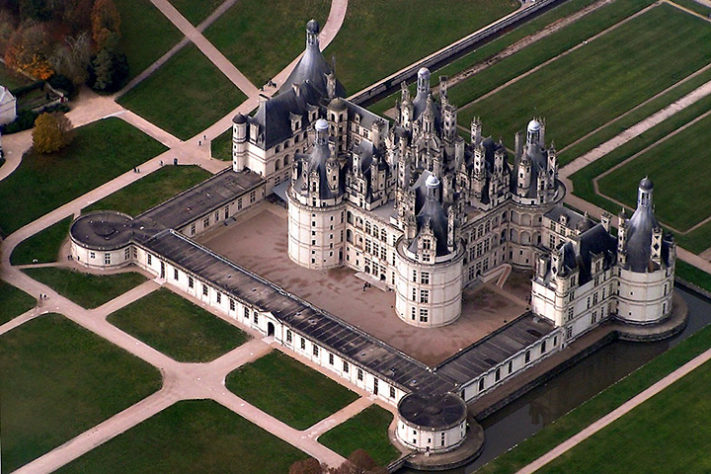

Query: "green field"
left=0, top=281, right=35, bottom=325
left=83, top=165, right=211, bottom=216
left=118, top=44, right=246, bottom=140
left=480, top=322, right=711, bottom=473
left=319, top=405, right=399, bottom=466
left=204, top=0, right=329, bottom=87
left=58, top=400, right=308, bottom=474
left=23, top=268, right=146, bottom=309
left=367, top=0, right=600, bottom=117
left=323, top=0, right=519, bottom=94
left=10, top=217, right=73, bottom=265
left=672, top=0, right=711, bottom=16
left=570, top=93, right=711, bottom=254
left=597, top=111, right=711, bottom=232
left=0, top=118, right=167, bottom=236
left=169, top=0, right=223, bottom=25
left=676, top=261, right=711, bottom=293
left=559, top=64, right=711, bottom=164
left=457, top=3, right=711, bottom=149
left=226, top=351, right=359, bottom=429
left=107, top=288, right=248, bottom=362
left=541, top=358, right=711, bottom=473
left=115, top=0, right=182, bottom=81
left=210, top=128, right=232, bottom=161
left=0, top=313, right=161, bottom=473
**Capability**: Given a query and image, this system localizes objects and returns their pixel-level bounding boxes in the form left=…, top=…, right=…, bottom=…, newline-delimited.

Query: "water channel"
left=400, top=285, right=711, bottom=473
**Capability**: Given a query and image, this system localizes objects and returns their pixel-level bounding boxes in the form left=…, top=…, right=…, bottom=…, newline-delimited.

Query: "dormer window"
left=422, top=239, right=431, bottom=250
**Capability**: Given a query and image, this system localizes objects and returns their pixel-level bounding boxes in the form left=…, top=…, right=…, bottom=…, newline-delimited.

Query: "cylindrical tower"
left=396, top=392, right=468, bottom=453
left=232, top=112, right=247, bottom=171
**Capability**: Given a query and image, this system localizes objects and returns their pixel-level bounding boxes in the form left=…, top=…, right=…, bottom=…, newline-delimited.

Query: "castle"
left=69, top=20, right=677, bottom=459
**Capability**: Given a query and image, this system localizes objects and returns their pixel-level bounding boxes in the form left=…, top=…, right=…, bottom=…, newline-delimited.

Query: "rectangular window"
left=203, top=217, right=210, bottom=227
left=541, top=341, right=546, bottom=353
left=419, top=308, right=428, bottom=322
left=229, top=299, right=235, bottom=311
left=190, top=223, right=196, bottom=235
left=188, top=276, right=194, bottom=288
left=420, top=290, right=429, bottom=303
left=328, top=353, right=334, bottom=365
left=412, top=270, right=417, bottom=282
left=411, top=307, right=416, bottom=320
left=567, top=307, right=574, bottom=321
left=124, top=247, right=130, bottom=260
left=216, top=292, right=221, bottom=304
left=412, top=288, right=416, bottom=301
left=237, top=197, right=243, bottom=210
left=244, top=307, right=249, bottom=319
left=343, top=361, right=349, bottom=373
left=525, top=350, right=531, bottom=363
left=147, top=254, right=151, bottom=265
left=389, top=386, right=396, bottom=398
left=357, top=368, right=363, bottom=381
left=254, top=312, right=259, bottom=324
left=421, top=272, right=429, bottom=284
left=104, top=253, right=111, bottom=264
left=174, top=268, right=179, bottom=280
left=286, top=329, right=292, bottom=342
left=202, top=284, right=208, bottom=296
left=300, top=338, right=306, bottom=350
left=250, top=191, right=256, bottom=203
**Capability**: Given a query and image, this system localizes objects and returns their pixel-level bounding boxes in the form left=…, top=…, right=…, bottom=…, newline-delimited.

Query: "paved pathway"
left=150, top=0, right=261, bottom=97
left=517, top=345, right=711, bottom=473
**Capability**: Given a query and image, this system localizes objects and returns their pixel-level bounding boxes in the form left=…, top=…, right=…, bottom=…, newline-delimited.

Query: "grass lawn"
left=107, top=288, right=248, bottom=362
left=570, top=93, right=711, bottom=254
left=319, top=405, right=399, bottom=466
left=10, top=217, right=73, bottom=265
left=597, top=111, right=711, bottom=232
left=671, top=0, right=711, bottom=16
left=0, top=313, right=161, bottom=473
left=676, top=261, right=711, bottom=293
left=58, top=400, right=308, bottom=474
left=115, top=0, right=183, bottom=81
left=204, top=0, right=328, bottom=88
left=210, top=127, right=232, bottom=161
left=226, top=351, right=359, bottom=430
left=169, top=0, right=223, bottom=25
left=457, top=3, right=711, bottom=149
left=559, top=65, right=711, bottom=165
left=118, top=44, right=246, bottom=140
left=0, top=280, right=35, bottom=325
left=83, top=165, right=211, bottom=216
left=367, top=0, right=600, bottom=116
left=23, top=267, right=146, bottom=309
left=322, top=0, right=519, bottom=94
left=0, top=118, right=167, bottom=236
left=540, top=358, right=711, bottom=473
left=479, top=322, right=711, bottom=473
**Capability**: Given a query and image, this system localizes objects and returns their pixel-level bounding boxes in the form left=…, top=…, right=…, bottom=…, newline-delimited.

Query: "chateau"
left=69, top=20, right=677, bottom=459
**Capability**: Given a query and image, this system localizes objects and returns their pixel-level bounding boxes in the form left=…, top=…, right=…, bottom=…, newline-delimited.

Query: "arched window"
left=275, top=158, right=281, bottom=171
left=283, top=155, right=289, bottom=165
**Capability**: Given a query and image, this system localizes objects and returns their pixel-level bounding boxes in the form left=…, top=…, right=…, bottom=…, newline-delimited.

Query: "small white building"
left=0, top=86, right=16, bottom=125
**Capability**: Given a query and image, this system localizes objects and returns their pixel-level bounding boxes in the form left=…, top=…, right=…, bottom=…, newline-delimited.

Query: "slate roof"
left=560, top=223, right=617, bottom=284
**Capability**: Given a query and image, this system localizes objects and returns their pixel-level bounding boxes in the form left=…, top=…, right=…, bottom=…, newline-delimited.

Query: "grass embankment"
left=168, top=0, right=223, bottom=25
left=319, top=405, right=400, bottom=466
left=115, top=0, right=182, bottom=81
left=22, top=268, right=146, bottom=309
left=323, top=0, right=519, bottom=94
left=58, top=400, right=308, bottom=474
left=458, top=3, right=711, bottom=149
left=226, top=351, right=358, bottom=429
left=676, top=261, right=711, bottom=293
left=107, top=288, right=248, bottom=362
left=671, top=0, right=711, bottom=17
left=83, top=165, right=211, bottom=216
left=479, top=322, right=711, bottom=473
left=0, top=118, right=167, bottom=236
left=119, top=44, right=246, bottom=140
left=0, top=281, right=35, bottom=325
left=0, top=313, right=161, bottom=473
left=204, top=0, right=329, bottom=88
left=10, top=217, right=73, bottom=265
left=570, top=93, right=711, bottom=253
left=540, top=353, right=711, bottom=472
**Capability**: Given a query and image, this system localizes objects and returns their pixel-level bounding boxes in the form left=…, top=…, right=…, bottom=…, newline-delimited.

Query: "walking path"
left=149, top=0, right=260, bottom=97
left=517, top=345, right=711, bottom=473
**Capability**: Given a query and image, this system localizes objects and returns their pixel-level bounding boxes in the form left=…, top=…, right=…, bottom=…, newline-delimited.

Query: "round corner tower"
left=287, top=119, right=346, bottom=270
left=394, top=175, right=464, bottom=327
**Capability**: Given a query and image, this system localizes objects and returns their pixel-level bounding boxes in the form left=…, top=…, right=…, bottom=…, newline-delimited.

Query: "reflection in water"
left=399, top=287, right=711, bottom=473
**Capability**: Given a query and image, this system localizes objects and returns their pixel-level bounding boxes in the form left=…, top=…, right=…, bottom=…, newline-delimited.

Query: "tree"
left=32, top=112, right=74, bottom=153
left=4, top=23, right=54, bottom=79
left=19, top=0, right=52, bottom=22
left=327, top=450, right=388, bottom=474
left=289, top=458, right=326, bottom=474
left=91, top=0, right=120, bottom=50
left=50, top=32, right=91, bottom=85
left=63, top=0, right=93, bottom=34
left=87, top=47, right=128, bottom=92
